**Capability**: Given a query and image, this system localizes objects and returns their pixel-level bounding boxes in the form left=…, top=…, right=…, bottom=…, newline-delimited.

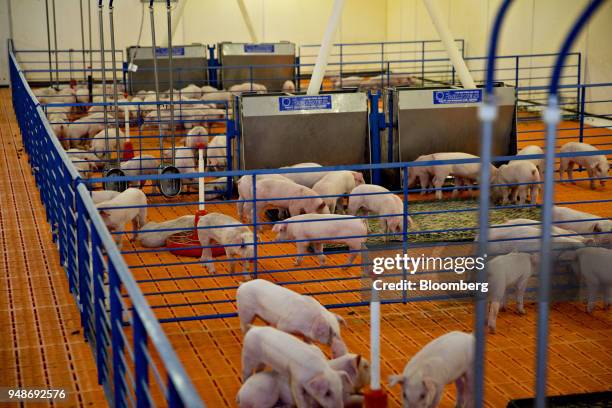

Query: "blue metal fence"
left=9, top=47, right=205, bottom=408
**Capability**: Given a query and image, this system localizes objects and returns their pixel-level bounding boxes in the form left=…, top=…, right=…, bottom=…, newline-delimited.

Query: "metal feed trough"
left=383, top=84, right=517, bottom=185
left=218, top=42, right=296, bottom=91
left=126, top=44, right=209, bottom=94
left=238, top=91, right=370, bottom=170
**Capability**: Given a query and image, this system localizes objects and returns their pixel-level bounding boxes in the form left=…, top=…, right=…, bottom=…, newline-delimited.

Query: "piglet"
left=247, top=178, right=330, bottom=225
left=282, top=80, right=296, bottom=93
left=184, top=125, right=208, bottom=149
left=559, top=142, right=610, bottom=189
left=272, top=214, right=367, bottom=268
left=48, top=113, right=69, bottom=148
left=571, top=247, right=611, bottom=313
left=137, top=215, right=195, bottom=248
left=206, top=135, right=227, bottom=170
left=229, top=82, right=267, bottom=95
left=492, top=160, right=540, bottom=205
left=516, top=145, right=544, bottom=179
left=91, top=190, right=120, bottom=204
left=66, top=112, right=109, bottom=148
left=236, top=354, right=368, bottom=408
left=237, top=279, right=348, bottom=357
left=91, top=127, right=124, bottom=158
left=487, top=252, right=535, bottom=333
left=120, top=154, right=160, bottom=187
left=348, top=184, right=415, bottom=239
left=280, top=162, right=327, bottom=188
left=197, top=212, right=254, bottom=276
left=236, top=174, right=295, bottom=221
left=553, top=206, right=611, bottom=245
left=96, top=188, right=148, bottom=248
left=389, top=331, right=475, bottom=408
left=242, top=326, right=350, bottom=408
left=312, top=171, right=365, bottom=214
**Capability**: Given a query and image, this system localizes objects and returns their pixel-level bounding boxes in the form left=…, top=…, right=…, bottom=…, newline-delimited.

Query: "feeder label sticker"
left=278, top=95, right=332, bottom=111
left=433, top=89, right=482, bottom=104
left=244, top=44, right=275, bottom=53
left=155, top=47, right=185, bottom=57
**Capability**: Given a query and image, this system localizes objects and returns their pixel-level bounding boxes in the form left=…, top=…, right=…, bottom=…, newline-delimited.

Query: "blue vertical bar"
left=402, top=164, right=409, bottom=304
left=387, top=90, right=394, bottom=163
left=77, top=192, right=90, bottom=333
left=578, top=86, right=586, bottom=142
left=109, top=262, right=126, bottom=408
left=339, top=44, right=343, bottom=87
left=252, top=174, right=258, bottom=279
left=92, top=228, right=107, bottom=385
left=368, top=91, right=381, bottom=184
left=295, top=56, right=301, bottom=92
left=576, top=53, right=582, bottom=116
left=133, top=313, right=150, bottom=408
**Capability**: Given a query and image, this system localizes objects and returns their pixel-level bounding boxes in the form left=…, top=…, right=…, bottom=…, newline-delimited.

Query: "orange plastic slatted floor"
left=3, top=84, right=612, bottom=407
left=119, top=119, right=612, bottom=406
left=0, top=89, right=107, bottom=407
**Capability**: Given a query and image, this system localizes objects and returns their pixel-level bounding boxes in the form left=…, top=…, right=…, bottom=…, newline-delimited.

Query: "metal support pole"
left=109, top=0, right=122, bottom=165
left=149, top=0, right=164, bottom=158
left=52, top=0, right=59, bottom=87
left=88, top=0, right=93, bottom=71
left=45, top=0, right=53, bottom=86
left=166, top=0, right=176, bottom=165
left=98, top=0, right=110, bottom=161
left=80, top=0, right=87, bottom=81
left=476, top=2, right=514, bottom=408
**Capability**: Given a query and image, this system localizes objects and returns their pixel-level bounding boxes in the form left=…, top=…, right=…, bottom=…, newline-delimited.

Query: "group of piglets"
left=476, top=205, right=611, bottom=333
left=236, top=279, right=369, bottom=408
left=408, top=142, right=609, bottom=204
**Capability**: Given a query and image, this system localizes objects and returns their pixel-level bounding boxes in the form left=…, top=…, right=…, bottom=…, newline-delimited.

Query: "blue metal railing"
left=9, top=48, right=205, bottom=408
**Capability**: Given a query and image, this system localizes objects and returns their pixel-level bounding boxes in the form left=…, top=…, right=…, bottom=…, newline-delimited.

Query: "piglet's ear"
left=99, top=210, right=110, bottom=218
left=388, top=375, right=404, bottom=387
left=335, top=314, right=347, bottom=327
left=317, top=202, right=327, bottom=211
left=592, top=223, right=602, bottom=233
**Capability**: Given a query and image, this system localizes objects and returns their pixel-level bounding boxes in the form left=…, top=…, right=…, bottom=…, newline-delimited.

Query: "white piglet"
left=280, top=162, right=327, bottom=188
left=241, top=326, right=350, bottom=408
left=389, top=331, right=475, bottom=408
left=348, top=184, right=414, bottom=238
left=272, top=214, right=367, bottom=268
left=206, top=135, right=227, bottom=170
left=246, top=178, right=330, bottom=225
left=91, top=190, right=120, bottom=204
left=553, top=206, right=612, bottom=245
left=571, top=247, right=612, bottom=313
left=487, top=252, right=535, bottom=333
left=137, top=215, right=195, bottom=248
left=312, top=171, right=365, bottom=214
left=96, top=188, right=148, bottom=248
left=237, top=279, right=348, bottom=357
left=516, top=145, right=544, bottom=179
left=120, top=154, right=160, bottom=187
left=559, top=142, right=610, bottom=189
left=235, top=174, right=295, bottom=221
left=493, top=160, right=540, bottom=205
left=197, top=213, right=254, bottom=276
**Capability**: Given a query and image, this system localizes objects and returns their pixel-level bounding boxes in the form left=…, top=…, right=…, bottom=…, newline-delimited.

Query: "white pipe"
left=307, top=0, right=346, bottom=96
left=124, top=105, right=130, bottom=142
left=422, top=0, right=476, bottom=89
left=198, top=147, right=205, bottom=211
left=237, top=0, right=259, bottom=43
left=163, top=0, right=189, bottom=47
left=370, top=289, right=381, bottom=390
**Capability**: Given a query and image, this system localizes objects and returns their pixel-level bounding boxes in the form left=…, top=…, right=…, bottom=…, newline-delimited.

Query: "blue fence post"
left=133, top=312, right=150, bottom=408
left=368, top=91, right=382, bottom=184
left=578, top=85, right=586, bottom=142
left=168, top=380, right=185, bottom=408
left=252, top=174, right=258, bottom=279
left=295, top=56, right=301, bottom=92
left=402, top=164, right=409, bottom=304
left=77, top=190, right=90, bottom=334
left=387, top=90, right=394, bottom=163
left=576, top=52, right=582, bottom=115
left=91, top=226, right=107, bottom=386
left=109, top=261, right=126, bottom=408
left=339, top=44, right=343, bottom=86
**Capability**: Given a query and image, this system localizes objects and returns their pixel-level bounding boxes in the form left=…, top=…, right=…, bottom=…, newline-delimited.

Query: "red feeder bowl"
left=363, top=388, right=388, bottom=408
left=166, top=210, right=226, bottom=258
